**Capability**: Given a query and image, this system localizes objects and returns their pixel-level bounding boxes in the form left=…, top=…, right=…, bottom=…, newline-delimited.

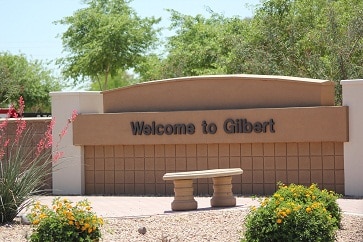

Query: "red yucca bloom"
left=0, top=96, right=78, bottom=223
left=0, top=96, right=78, bottom=161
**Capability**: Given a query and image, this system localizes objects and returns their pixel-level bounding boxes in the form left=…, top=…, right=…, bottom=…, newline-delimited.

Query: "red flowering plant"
left=0, top=96, right=77, bottom=223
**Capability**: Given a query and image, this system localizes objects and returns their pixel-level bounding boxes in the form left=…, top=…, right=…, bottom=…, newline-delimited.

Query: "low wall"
left=2, top=118, right=52, bottom=190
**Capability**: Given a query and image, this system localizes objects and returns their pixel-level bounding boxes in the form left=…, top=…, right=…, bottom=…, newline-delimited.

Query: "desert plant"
left=27, top=198, right=104, bottom=242
left=0, top=97, right=77, bottom=223
left=242, top=183, right=342, bottom=242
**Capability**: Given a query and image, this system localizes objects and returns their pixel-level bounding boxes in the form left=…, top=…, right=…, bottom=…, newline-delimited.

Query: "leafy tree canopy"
left=55, top=0, right=161, bottom=90
left=0, top=52, right=62, bottom=112
left=87, top=70, right=138, bottom=90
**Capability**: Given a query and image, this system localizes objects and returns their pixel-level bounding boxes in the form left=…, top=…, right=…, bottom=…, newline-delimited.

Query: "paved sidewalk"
left=19, top=196, right=363, bottom=218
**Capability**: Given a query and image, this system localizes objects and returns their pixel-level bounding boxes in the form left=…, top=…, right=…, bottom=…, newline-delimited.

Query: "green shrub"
left=242, top=183, right=342, bottom=242
left=27, top=198, right=104, bottom=242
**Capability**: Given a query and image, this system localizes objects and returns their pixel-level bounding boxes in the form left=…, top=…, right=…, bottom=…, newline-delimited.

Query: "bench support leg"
left=171, top=179, right=197, bottom=211
left=210, top=176, right=236, bottom=207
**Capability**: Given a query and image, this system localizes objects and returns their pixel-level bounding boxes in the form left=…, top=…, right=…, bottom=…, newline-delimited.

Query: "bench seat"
left=163, top=168, right=243, bottom=211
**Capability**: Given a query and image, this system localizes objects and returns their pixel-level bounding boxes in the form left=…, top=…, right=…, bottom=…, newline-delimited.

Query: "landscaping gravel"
left=0, top=209, right=362, bottom=241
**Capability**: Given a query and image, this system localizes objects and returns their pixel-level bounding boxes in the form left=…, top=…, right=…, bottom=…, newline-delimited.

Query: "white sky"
left=0, top=0, right=260, bottom=65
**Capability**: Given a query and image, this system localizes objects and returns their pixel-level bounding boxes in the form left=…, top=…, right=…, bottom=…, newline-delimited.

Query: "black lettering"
left=174, top=124, right=186, bottom=134
left=165, top=124, right=173, bottom=135
left=242, top=119, right=253, bottom=133
left=201, top=120, right=208, bottom=134
left=269, top=119, right=275, bottom=133
left=130, top=121, right=144, bottom=135
left=208, top=123, right=217, bottom=134
left=262, top=121, right=268, bottom=132
left=187, top=123, right=195, bottom=134
left=156, top=124, right=164, bottom=135
left=143, top=124, right=151, bottom=135
left=223, top=118, right=235, bottom=134
left=253, top=122, right=262, bottom=133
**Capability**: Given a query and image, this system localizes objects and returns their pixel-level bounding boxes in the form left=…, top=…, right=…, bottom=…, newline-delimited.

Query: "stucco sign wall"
left=52, top=75, right=353, bottom=196
left=73, top=106, right=347, bottom=145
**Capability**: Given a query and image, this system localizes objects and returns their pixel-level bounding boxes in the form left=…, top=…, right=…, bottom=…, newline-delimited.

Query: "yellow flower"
left=286, top=209, right=291, bottom=215
left=276, top=218, right=282, bottom=224
left=306, top=207, right=312, bottom=213
left=99, top=218, right=104, bottom=225
left=88, top=228, right=93, bottom=234
left=69, top=220, right=74, bottom=225
left=33, top=219, right=40, bottom=225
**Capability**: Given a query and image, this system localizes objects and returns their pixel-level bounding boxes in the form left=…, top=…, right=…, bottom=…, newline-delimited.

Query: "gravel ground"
left=1, top=209, right=362, bottom=241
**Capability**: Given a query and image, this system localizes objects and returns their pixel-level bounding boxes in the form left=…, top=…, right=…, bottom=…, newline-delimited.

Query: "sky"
left=0, top=0, right=260, bottom=67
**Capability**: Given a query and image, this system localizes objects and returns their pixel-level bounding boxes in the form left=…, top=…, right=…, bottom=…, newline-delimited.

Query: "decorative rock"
left=138, top=226, right=147, bottom=235
left=20, top=214, right=31, bottom=225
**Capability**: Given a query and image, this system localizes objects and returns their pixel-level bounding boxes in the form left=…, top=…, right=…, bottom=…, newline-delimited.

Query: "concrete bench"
left=163, top=168, right=243, bottom=211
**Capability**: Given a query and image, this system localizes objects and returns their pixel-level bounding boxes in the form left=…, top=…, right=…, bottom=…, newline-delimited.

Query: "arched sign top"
left=102, top=74, right=334, bottom=113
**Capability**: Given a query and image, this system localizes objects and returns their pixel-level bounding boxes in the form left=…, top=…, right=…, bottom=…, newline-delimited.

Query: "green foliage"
left=242, top=183, right=342, bottom=242
left=88, top=70, right=138, bottom=90
left=27, top=198, right=104, bottom=242
left=138, top=10, right=238, bottom=81
left=0, top=52, right=62, bottom=112
left=55, top=0, right=161, bottom=90
left=241, top=0, right=363, bottom=105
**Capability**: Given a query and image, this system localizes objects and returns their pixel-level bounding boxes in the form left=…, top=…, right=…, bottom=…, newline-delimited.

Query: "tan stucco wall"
left=4, top=118, right=52, bottom=190
left=102, top=75, right=335, bottom=112
left=69, top=75, right=348, bottom=196
left=84, top=142, right=344, bottom=195
left=73, top=106, right=348, bottom=146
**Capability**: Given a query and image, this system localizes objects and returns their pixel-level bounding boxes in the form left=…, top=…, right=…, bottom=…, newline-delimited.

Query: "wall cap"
left=50, top=91, right=102, bottom=97
left=340, top=79, right=363, bottom=85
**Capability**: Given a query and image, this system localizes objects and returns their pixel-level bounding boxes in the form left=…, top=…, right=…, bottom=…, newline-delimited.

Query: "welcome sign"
left=73, top=106, right=347, bottom=146
left=130, top=118, right=275, bottom=136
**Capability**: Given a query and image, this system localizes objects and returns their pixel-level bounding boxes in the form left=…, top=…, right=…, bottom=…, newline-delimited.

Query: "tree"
left=55, top=0, right=161, bottom=90
left=87, top=70, right=138, bottom=90
left=229, top=0, right=363, bottom=104
left=137, top=10, right=235, bottom=80
left=0, top=52, right=62, bottom=112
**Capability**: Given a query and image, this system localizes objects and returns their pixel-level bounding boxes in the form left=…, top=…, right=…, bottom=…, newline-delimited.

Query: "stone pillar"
left=50, top=91, right=103, bottom=195
left=171, top=179, right=197, bottom=211
left=341, top=79, right=363, bottom=196
left=210, top=176, right=236, bottom=207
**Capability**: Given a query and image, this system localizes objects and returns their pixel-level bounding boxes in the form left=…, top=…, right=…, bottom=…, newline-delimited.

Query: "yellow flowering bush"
left=242, top=183, right=342, bottom=242
left=27, top=198, right=104, bottom=242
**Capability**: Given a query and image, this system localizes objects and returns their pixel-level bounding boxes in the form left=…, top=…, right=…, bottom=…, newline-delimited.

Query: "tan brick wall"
left=84, top=142, right=344, bottom=196
left=3, top=118, right=52, bottom=190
